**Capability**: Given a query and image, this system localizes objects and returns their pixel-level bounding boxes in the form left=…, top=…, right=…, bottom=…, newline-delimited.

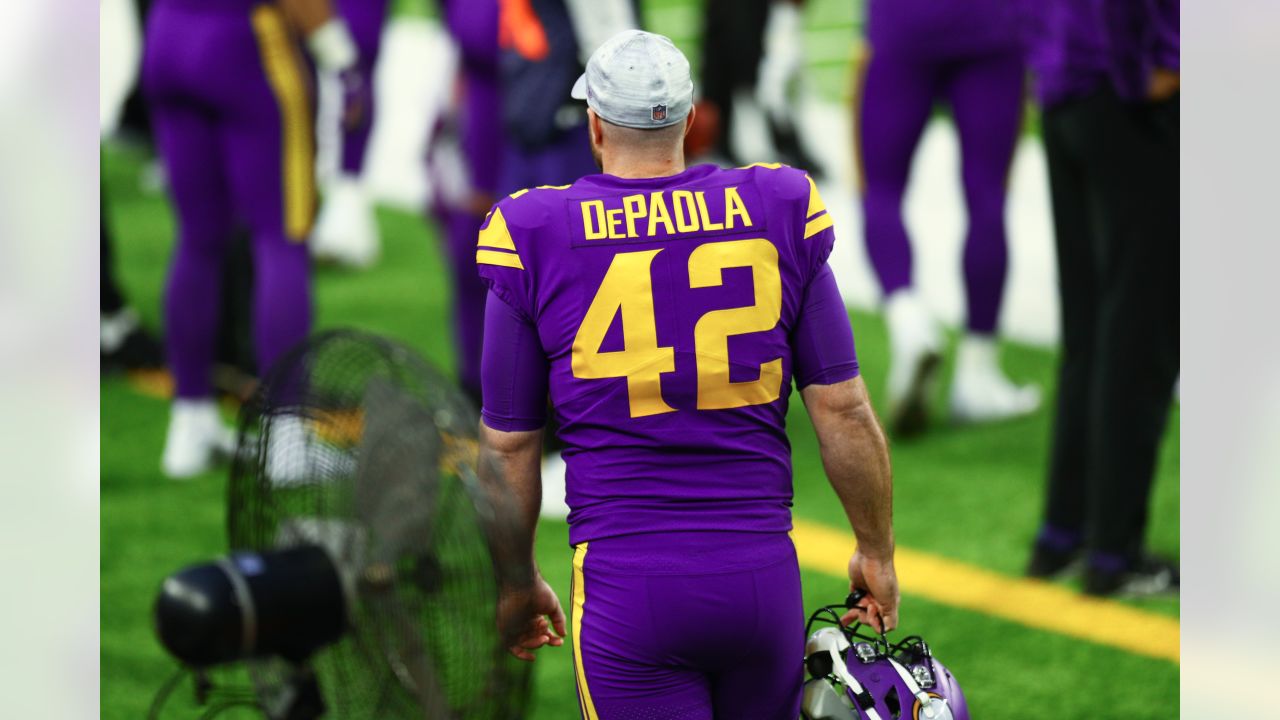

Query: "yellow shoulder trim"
left=478, top=207, right=517, bottom=251
left=535, top=184, right=571, bottom=190
left=508, top=188, right=530, bottom=199
left=806, top=174, right=826, bottom=219
left=739, top=162, right=784, bottom=170
left=476, top=249, right=524, bottom=270
left=804, top=212, right=834, bottom=239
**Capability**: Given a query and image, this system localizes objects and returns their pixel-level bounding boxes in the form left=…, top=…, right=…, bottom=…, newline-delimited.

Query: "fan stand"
left=276, top=666, right=325, bottom=720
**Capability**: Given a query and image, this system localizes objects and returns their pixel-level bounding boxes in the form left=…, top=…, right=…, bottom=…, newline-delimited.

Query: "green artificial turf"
left=101, top=140, right=1177, bottom=719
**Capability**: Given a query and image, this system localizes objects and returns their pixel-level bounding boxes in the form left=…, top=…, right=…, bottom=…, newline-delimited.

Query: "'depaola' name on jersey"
left=579, top=186, right=756, bottom=242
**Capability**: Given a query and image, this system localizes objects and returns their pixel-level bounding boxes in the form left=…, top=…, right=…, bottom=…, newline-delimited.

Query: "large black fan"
left=153, top=330, right=534, bottom=719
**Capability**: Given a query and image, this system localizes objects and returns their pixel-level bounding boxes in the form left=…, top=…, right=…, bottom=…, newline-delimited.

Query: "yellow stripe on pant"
left=251, top=5, right=315, bottom=241
left=571, top=543, right=600, bottom=720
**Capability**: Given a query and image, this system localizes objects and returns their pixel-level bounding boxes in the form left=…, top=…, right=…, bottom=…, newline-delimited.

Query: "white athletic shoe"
left=539, top=451, right=570, bottom=520
left=884, top=290, right=943, bottom=437
left=161, top=399, right=237, bottom=479
left=311, top=174, right=379, bottom=269
left=950, top=335, right=1041, bottom=424
left=262, top=414, right=357, bottom=487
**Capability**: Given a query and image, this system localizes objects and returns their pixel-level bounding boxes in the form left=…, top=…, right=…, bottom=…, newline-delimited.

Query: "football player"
left=479, top=31, right=898, bottom=718
left=427, top=0, right=505, bottom=408
left=495, top=0, right=638, bottom=196
left=855, top=0, right=1038, bottom=435
left=144, top=0, right=361, bottom=478
left=1026, top=0, right=1180, bottom=597
left=310, top=0, right=387, bottom=268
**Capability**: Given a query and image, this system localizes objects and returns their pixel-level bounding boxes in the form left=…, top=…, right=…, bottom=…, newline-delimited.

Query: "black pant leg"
left=1040, top=101, right=1100, bottom=537
left=700, top=0, right=771, bottom=157
left=101, top=182, right=127, bottom=316
left=1083, top=93, right=1180, bottom=557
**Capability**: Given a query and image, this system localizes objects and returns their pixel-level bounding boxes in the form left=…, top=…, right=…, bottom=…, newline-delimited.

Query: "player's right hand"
left=842, top=550, right=900, bottom=634
left=498, top=573, right=567, bottom=662
left=1147, top=67, right=1180, bottom=102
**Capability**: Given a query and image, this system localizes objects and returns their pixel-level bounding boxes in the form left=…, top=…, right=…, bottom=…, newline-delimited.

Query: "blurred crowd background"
left=99, top=0, right=1180, bottom=716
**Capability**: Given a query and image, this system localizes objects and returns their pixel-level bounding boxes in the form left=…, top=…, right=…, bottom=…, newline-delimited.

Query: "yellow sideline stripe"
left=791, top=520, right=1180, bottom=664
left=252, top=6, right=315, bottom=241
left=571, top=544, right=600, bottom=720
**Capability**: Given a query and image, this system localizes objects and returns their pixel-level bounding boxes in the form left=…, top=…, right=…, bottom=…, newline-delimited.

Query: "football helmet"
left=801, top=592, right=968, bottom=720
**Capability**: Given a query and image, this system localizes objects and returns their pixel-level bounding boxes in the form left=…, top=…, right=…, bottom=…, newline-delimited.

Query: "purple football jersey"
left=477, top=163, right=856, bottom=545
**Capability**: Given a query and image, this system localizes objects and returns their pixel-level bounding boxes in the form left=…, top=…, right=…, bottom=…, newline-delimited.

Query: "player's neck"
left=602, top=153, right=687, bottom=180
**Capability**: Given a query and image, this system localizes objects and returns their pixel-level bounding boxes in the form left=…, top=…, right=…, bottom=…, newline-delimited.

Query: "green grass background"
left=103, top=1, right=1174, bottom=716
left=102, top=143, right=1177, bottom=718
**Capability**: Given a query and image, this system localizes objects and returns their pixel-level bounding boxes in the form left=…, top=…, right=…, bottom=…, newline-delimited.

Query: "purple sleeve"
left=1150, top=0, right=1180, bottom=70
left=791, top=262, right=860, bottom=389
left=480, top=290, right=549, bottom=432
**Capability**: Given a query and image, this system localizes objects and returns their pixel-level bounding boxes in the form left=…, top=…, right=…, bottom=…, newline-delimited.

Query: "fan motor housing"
left=155, top=545, right=348, bottom=667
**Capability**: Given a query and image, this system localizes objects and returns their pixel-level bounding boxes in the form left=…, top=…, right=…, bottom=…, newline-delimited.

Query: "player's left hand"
left=498, top=573, right=567, bottom=662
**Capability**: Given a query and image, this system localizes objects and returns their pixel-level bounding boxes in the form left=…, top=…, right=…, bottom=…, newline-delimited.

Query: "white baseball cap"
left=570, top=30, right=693, bottom=130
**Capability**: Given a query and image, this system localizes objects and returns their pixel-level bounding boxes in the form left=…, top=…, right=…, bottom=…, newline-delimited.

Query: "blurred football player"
left=428, top=0, right=505, bottom=407
left=310, top=0, right=387, bottom=268
left=144, top=0, right=361, bottom=478
left=1026, top=0, right=1180, bottom=597
left=700, top=0, right=821, bottom=173
left=496, top=0, right=637, bottom=195
left=855, top=0, right=1037, bottom=436
left=101, top=0, right=163, bottom=372
left=479, top=31, right=898, bottom=718
left=101, top=184, right=164, bottom=373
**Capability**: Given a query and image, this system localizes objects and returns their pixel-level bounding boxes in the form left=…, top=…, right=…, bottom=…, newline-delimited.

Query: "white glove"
left=757, top=1, right=804, bottom=122
left=307, top=18, right=358, bottom=73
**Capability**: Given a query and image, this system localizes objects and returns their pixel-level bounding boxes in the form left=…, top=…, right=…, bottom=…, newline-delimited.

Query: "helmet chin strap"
left=809, top=629, right=883, bottom=720
left=827, top=650, right=884, bottom=720
left=884, top=657, right=946, bottom=719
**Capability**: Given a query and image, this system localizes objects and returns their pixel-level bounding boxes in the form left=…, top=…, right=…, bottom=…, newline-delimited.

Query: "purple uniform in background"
left=479, top=163, right=859, bottom=718
left=143, top=0, right=313, bottom=397
left=430, top=0, right=505, bottom=402
left=496, top=0, right=598, bottom=195
left=859, top=0, right=1024, bottom=334
left=1026, top=0, right=1180, bottom=106
left=333, top=0, right=389, bottom=174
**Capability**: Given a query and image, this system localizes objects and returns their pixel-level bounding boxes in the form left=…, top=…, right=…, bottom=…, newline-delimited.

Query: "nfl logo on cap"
left=570, top=30, right=693, bottom=129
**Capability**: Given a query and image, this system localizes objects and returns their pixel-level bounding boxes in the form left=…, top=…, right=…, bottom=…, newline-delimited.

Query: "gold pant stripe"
left=251, top=6, right=315, bottom=241
left=571, top=543, right=599, bottom=720
left=804, top=212, right=834, bottom=239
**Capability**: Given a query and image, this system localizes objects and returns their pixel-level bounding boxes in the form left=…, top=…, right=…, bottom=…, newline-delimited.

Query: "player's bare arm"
left=801, top=376, right=899, bottom=633
left=478, top=423, right=567, bottom=662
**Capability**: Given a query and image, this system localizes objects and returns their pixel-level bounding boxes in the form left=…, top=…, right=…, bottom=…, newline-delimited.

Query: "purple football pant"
left=570, top=532, right=803, bottom=720
left=439, top=205, right=486, bottom=402
left=859, top=47, right=1023, bottom=334
left=435, top=60, right=505, bottom=403
left=143, top=2, right=313, bottom=398
left=334, top=0, right=389, bottom=174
